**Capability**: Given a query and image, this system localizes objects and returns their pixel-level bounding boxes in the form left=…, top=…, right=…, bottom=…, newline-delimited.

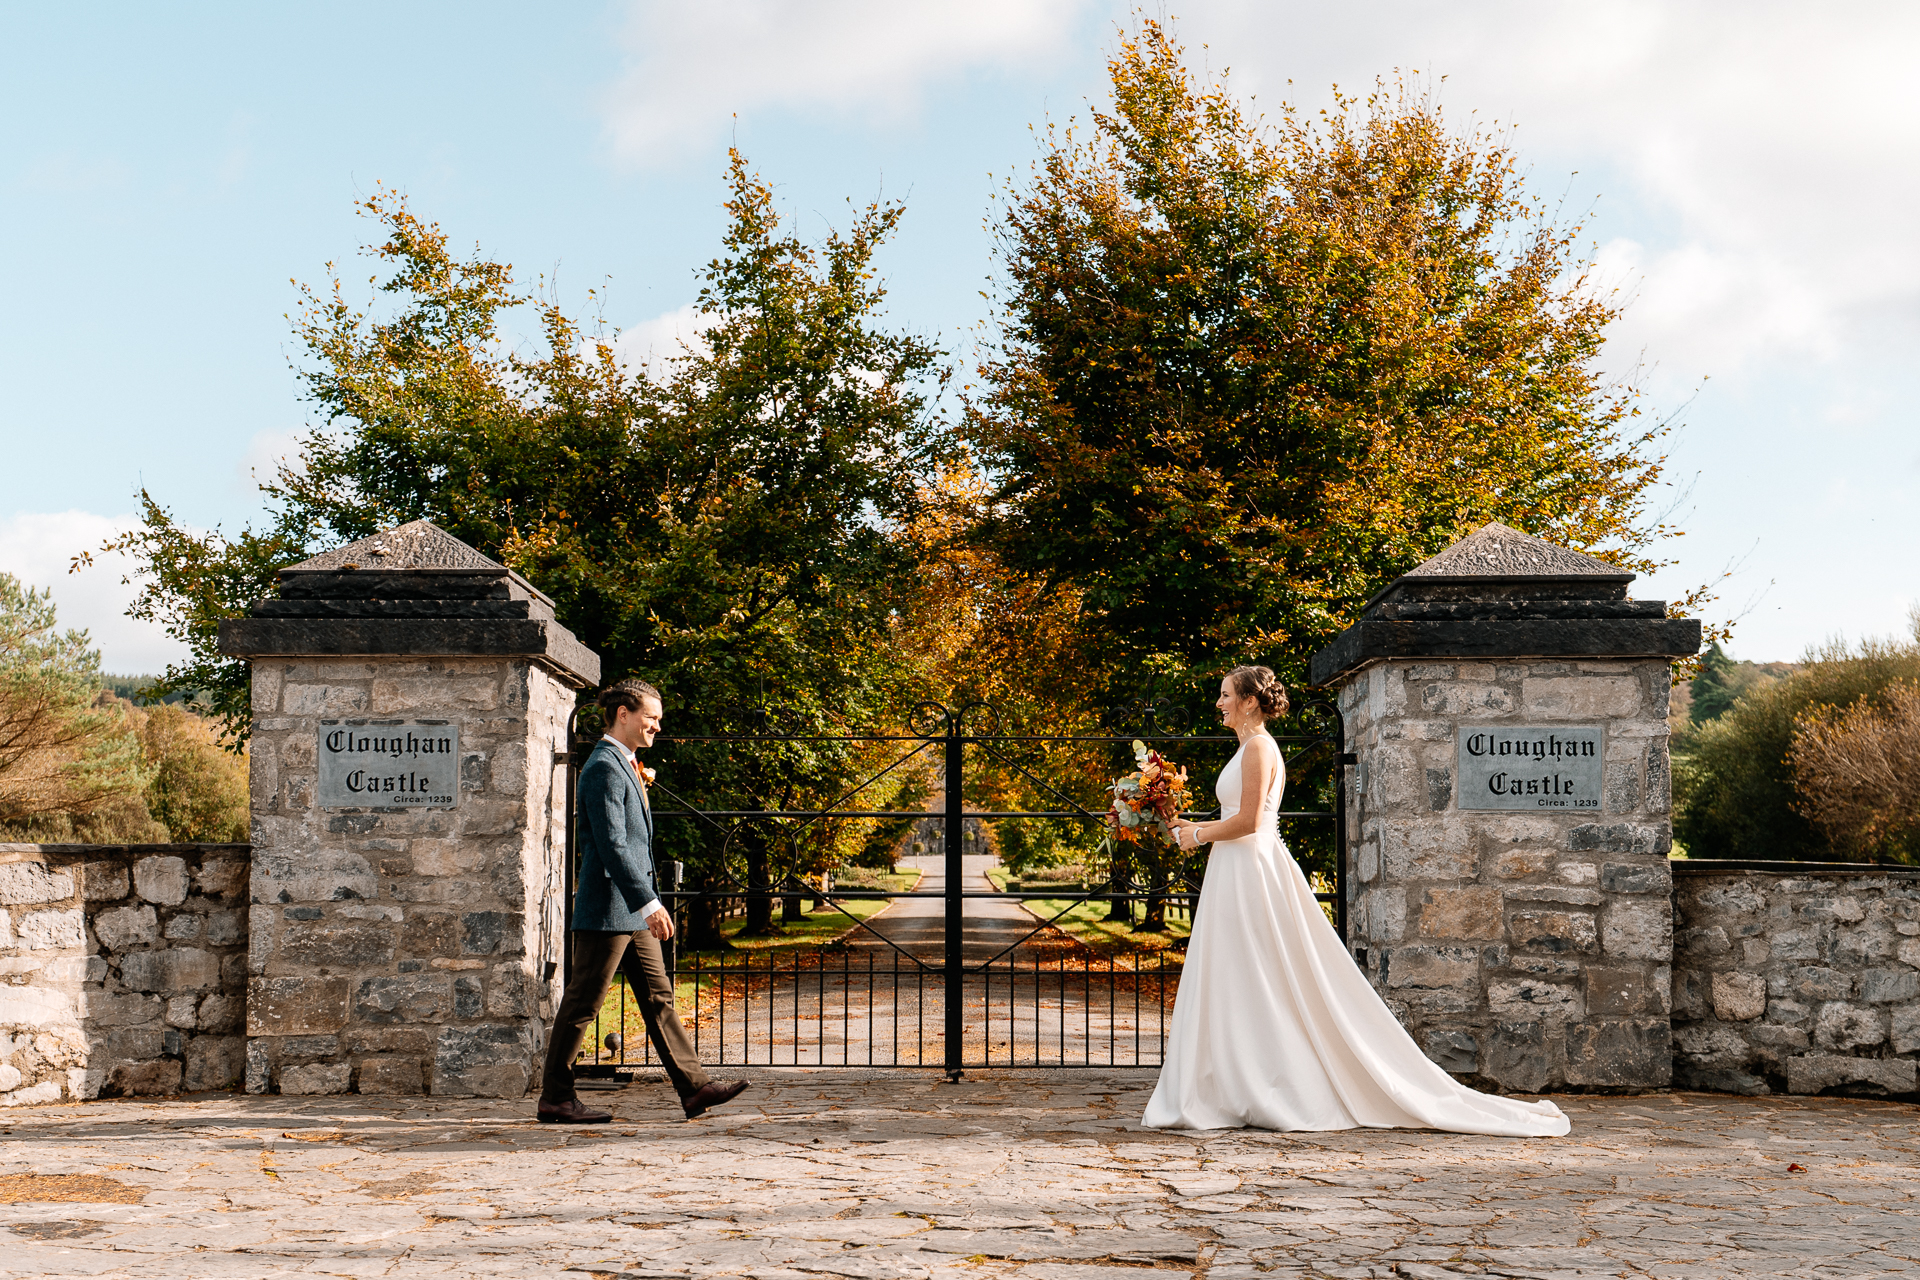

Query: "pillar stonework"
left=220, top=522, right=598, bottom=1097
left=1311, top=523, right=1700, bottom=1094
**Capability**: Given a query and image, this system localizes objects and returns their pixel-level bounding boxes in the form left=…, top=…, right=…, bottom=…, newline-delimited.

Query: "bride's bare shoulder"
left=1244, top=733, right=1281, bottom=765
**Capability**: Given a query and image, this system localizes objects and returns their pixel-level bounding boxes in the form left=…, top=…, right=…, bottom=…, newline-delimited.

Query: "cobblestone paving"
left=2, top=1070, right=1916, bottom=1279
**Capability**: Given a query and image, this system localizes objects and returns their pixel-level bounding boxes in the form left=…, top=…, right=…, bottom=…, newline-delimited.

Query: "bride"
left=1147, top=665, right=1569, bottom=1136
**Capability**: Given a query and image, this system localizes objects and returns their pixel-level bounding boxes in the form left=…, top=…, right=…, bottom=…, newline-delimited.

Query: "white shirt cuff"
left=639, top=899, right=665, bottom=921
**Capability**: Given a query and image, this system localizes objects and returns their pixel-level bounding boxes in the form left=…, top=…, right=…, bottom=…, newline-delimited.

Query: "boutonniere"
left=638, top=763, right=657, bottom=786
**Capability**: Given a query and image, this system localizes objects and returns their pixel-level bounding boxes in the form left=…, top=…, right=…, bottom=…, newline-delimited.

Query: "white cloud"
left=610, top=303, right=714, bottom=371
left=1179, top=0, right=1920, bottom=380
left=236, top=427, right=306, bottom=493
left=1591, top=236, right=1834, bottom=379
left=603, top=0, right=1089, bottom=164
left=0, top=511, right=189, bottom=676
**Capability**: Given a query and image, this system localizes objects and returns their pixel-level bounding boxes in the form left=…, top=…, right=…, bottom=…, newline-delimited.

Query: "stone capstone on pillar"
left=1311, top=522, right=1700, bottom=1094
left=220, top=520, right=599, bottom=1098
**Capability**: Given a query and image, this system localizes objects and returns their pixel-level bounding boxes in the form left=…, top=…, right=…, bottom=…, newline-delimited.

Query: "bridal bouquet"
left=1107, top=740, right=1192, bottom=845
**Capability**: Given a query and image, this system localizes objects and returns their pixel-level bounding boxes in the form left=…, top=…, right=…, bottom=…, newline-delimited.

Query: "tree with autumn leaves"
left=952, top=21, right=1697, bottom=886
left=968, top=21, right=1684, bottom=703
left=99, top=19, right=1697, bottom=893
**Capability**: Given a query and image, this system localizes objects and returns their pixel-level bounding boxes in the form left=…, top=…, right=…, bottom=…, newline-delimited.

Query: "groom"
left=536, top=678, right=749, bottom=1123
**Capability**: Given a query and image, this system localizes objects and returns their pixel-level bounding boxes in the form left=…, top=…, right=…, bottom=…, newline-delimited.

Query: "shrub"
left=0, top=697, right=249, bottom=845
left=0, top=575, right=149, bottom=830
left=0, top=796, right=169, bottom=844
left=1789, top=680, right=1920, bottom=863
left=136, top=703, right=249, bottom=843
left=1014, top=863, right=1090, bottom=885
left=1675, top=624, right=1920, bottom=863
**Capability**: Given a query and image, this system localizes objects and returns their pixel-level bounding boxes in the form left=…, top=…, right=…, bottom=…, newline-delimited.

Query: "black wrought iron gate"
left=564, top=695, right=1348, bottom=1079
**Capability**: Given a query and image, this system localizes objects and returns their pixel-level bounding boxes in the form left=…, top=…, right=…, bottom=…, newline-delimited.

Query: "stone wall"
left=0, top=844, right=249, bottom=1106
left=10, top=840, right=1920, bottom=1106
left=1339, top=659, right=1676, bottom=1093
left=245, top=657, right=571, bottom=1097
left=1673, top=864, right=1920, bottom=1098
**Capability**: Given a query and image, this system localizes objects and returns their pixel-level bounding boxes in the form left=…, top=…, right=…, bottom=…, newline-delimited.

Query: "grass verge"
left=985, top=867, right=1191, bottom=953
left=585, top=868, right=924, bottom=1052
left=692, top=871, right=921, bottom=957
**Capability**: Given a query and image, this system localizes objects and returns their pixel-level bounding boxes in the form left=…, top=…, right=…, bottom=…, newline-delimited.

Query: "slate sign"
left=1455, top=726, right=1602, bottom=811
left=317, top=720, right=459, bottom=808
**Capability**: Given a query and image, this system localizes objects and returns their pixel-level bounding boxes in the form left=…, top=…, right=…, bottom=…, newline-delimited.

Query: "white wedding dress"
left=1143, top=739, right=1570, bottom=1136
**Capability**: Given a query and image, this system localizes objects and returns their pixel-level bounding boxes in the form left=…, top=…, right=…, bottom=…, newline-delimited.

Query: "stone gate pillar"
left=1309, top=523, right=1699, bottom=1093
left=220, top=521, right=598, bottom=1097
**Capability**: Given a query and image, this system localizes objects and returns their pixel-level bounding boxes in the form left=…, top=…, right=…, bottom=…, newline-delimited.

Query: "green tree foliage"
left=100, top=674, right=159, bottom=704
left=968, top=21, right=1684, bottom=692
left=1675, top=625, right=1920, bottom=863
left=99, top=157, right=950, bottom=930
left=0, top=574, right=149, bottom=828
left=1683, top=643, right=1793, bottom=728
left=994, top=817, right=1085, bottom=877
left=86, top=507, right=315, bottom=741
left=1687, top=644, right=1742, bottom=725
left=500, top=156, right=949, bottom=931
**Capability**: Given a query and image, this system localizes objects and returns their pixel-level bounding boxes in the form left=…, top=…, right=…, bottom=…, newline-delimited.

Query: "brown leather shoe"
left=681, top=1079, right=749, bottom=1119
left=537, top=1097, right=612, bottom=1124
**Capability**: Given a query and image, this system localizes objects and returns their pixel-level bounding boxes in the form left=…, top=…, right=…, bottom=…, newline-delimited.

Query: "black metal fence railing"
left=565, top=694, right=1349, bottom=1080
left=582, top=946, right=1180, bottom=1071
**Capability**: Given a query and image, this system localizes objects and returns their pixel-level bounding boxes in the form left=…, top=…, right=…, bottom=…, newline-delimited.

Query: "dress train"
left=1142, top=742, right=1569, bottom=1136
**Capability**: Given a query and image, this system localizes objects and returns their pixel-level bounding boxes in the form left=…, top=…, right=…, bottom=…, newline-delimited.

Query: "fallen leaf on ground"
left=0, top=1174, right=146, bottom=1204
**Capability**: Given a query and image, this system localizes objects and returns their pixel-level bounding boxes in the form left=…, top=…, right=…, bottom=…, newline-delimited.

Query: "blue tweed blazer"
left=571, top=739, right=659, bottom=932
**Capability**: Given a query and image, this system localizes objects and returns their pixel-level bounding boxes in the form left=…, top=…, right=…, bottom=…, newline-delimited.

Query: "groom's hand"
left=647, top=909, right=675, bottom=941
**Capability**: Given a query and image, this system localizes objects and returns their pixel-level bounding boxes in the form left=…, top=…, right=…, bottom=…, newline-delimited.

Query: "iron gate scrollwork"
left=562, top=690, right=1349, bottom=1080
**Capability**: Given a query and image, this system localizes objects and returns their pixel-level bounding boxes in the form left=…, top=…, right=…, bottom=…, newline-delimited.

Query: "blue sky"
left=3, top=1, right=1915, bottom=672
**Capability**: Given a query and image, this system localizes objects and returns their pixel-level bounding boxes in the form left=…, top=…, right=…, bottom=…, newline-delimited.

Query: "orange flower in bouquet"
left=1108, top=740, right=1192, bottom=844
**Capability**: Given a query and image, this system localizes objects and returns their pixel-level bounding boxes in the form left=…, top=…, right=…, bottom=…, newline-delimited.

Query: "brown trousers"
left=540, top=930, right=710, bottom=1103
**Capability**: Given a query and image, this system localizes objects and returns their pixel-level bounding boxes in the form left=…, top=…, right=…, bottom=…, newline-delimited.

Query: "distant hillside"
left=100, top=674, right=198, bottom=707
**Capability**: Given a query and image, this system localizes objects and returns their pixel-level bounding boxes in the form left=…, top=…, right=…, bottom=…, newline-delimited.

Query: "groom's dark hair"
left=597, top=678, right=662, bottom=721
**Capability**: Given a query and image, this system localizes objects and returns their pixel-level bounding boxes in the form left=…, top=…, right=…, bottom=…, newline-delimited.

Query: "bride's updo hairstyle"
left=1226, top=665, right=1289, bottom=720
